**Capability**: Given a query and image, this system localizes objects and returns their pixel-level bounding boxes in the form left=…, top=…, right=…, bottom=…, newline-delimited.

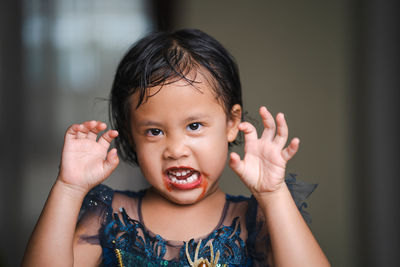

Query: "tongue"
left=176, top=171, right=192, bottom=180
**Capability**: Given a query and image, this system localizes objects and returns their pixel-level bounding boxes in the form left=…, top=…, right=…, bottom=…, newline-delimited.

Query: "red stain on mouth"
left=163, top=177, right=173, bottom=192
left=163, top=167, right=202, bottom=190
left=196, top=178, right=208, bottom=202
left=162, top=169, right=209, bottom=201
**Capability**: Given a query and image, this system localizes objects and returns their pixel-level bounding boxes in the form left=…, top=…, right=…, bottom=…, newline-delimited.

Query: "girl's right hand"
left=57, top=121, right=119, bottom=193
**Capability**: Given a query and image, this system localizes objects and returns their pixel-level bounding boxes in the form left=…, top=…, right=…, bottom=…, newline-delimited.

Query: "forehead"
left=132, top=70, right=222, bottom=109
left=130, top=73, right=226, bottom=121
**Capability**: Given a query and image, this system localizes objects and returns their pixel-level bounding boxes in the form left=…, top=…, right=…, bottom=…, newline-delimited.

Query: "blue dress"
left=78, top=174, right=316, bottom=267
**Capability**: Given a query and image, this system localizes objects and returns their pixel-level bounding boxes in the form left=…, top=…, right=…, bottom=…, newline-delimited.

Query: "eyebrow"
left=136, top=114, right=212, bottom=128
left=185, top=114, right=212, bottom=122
left=136, top=120, right=163, bottom=128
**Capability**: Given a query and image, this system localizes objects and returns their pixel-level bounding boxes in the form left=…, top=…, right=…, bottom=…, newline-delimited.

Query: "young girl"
left=23, top=29, right=329, bottom=266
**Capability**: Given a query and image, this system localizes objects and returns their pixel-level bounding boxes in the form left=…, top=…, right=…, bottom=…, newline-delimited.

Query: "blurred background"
left=0, top=0, right=399, bottom=266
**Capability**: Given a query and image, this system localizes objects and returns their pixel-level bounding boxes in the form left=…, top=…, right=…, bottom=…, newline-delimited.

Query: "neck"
left=145, top=185, right=224, bottom=210
left=140, top=186, right=227, bottom=241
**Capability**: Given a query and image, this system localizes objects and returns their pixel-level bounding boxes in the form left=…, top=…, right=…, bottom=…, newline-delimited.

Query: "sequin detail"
left=185, top=239, right=221, bottom=267
left=113, top=240, right=124, bottom=267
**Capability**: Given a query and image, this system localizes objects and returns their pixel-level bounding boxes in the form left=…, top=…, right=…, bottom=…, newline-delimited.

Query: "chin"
left=163, top=188, right=207, bottom=205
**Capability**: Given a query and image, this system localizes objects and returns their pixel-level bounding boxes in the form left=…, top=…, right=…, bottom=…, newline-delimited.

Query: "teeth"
left=171, top=170, right=194, bottom=176
left=170, top=171, right=186, bottom=176
left=169, top=170, right=191, bottom=177
left=168, top=172, right=199, bottom=184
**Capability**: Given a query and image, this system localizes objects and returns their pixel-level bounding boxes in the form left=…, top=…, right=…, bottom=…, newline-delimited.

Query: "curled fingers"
left=238, top=121, right=258, bottom=145
left=259, top=106, right=276, bottom=141
left=98, top=129, right=119, bottom=149
left=103, top=148, right=119, bottom=175
left=229, top=152, right=244, bottom=176
left=65, top=124, right=86, bottom=139
left=282, top=138, right=300, bottom=162
left=82, top=121, right=107, bottom=140
left=274, top=113, right=289, bottom=147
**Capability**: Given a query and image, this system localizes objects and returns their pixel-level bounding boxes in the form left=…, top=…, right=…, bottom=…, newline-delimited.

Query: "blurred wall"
left=174, top=1, right=354, bottom=266
left=0, top=1, right=25, bottom=267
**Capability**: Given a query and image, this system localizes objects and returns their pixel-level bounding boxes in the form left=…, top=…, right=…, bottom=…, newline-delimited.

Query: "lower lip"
left=166, top=173, right=202, bottom=190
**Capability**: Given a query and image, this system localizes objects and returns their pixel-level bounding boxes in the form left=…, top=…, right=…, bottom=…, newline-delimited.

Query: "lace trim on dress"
left=101, top=208, right=250, bottom=266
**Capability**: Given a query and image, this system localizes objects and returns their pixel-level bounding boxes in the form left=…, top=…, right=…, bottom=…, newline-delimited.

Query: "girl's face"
left=130, top=73, right=241, bottom=205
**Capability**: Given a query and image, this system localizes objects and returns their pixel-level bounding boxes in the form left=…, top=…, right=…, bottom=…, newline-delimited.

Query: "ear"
left=226, top=104, right=242, bottom=142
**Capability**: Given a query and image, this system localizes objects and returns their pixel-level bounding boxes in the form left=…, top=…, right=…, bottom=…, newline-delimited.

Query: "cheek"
left=135, top=143, right=160, bottom=173
left=193, top=133, right=229, bottom=169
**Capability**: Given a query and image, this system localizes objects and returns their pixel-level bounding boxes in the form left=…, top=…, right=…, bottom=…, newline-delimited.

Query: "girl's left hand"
left=229, top=106, right=299, bottom=196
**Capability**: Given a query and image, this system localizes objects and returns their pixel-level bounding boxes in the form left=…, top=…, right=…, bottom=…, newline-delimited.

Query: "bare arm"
left=229, top=107, right=330, bottom=267
left=257, top=184, right=328, bottom=266
left=22, top=121, right=119, bottom=267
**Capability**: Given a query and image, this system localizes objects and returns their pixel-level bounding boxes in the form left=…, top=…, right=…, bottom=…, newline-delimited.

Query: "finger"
left=98, top=129, right=119, bottom=149
left=103, top=148, right=119, bottom=178
left=75, top=124, right=88, bottom=139
left=229, top=152, right=245, bottom=177
left=65, top=124, right=81, bottom=140
left=282, top=138, right=300, bottom=162
left=259, top=106, right=276, bottom=141
left=83, top=121, right=107, bottom=140
left=273, top=113, right=289, bottom=147
left=238, top=122, right=258, bottom=144
left=65, top=122, right=99, bottom=140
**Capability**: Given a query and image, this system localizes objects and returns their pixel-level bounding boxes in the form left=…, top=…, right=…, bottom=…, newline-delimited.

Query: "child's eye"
left=146, top=128, right=163, bottom=136
left=187, top=122, right=202, bottom=131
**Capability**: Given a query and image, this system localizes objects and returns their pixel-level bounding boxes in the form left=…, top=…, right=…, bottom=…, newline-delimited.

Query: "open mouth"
left=165, top=167, right=201, bottom=189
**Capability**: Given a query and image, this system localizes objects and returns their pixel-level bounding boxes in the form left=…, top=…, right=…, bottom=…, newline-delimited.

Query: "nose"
left=162, top=134, right=190, bottom=160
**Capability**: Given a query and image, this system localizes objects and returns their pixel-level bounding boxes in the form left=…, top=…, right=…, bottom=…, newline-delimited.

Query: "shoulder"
left=82, top=184, right=114, bottom=207
left=83, top=184, right=145, bottom=203
left=79, top=184, right=145, bottom=221
left=224, top=194, right=257, bottom=223
left=112, top=188, right=145, bottom=221
left=78, top=184, right=114, bottom=221
left=224, top=194, right=252, bottom=223
left=222, top=194, right=254, bottom=241
left=226, top=194, right=250, bottom=202
left=77, top=185, right=145, bottom=240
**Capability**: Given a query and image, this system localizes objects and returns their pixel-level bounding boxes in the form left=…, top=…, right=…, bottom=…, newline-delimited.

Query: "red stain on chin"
left=196, top=178, right=208, bottom=202
left=163, top=176, right=173, bottom=192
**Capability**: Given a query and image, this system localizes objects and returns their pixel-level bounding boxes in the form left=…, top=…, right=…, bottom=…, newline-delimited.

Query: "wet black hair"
left=110, top=28, right=243, bottom=165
